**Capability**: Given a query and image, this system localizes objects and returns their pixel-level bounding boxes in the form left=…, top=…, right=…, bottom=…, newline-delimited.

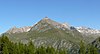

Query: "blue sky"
left=0, top=0, right=100, bottom=34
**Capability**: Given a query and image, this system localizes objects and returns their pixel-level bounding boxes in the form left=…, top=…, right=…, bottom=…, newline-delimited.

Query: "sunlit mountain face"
left=3, top=17, right=100, bottom=54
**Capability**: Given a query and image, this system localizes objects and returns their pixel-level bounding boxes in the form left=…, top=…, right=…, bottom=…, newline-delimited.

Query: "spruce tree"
left=59, top=48, right=67, bottom=54
left=46, top=46, right=56, bottom=54
left=28, top=41, right=35, bottom=54
left=2, top=45, right=9, bottom=54
left=87, top=44, right=98, bottom=54
left=79, top=40, right=86, bottom=54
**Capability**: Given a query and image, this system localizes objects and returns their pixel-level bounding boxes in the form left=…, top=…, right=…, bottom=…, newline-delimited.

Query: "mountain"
left=92, top=37, right=100, bottom=49
left=30, top=18, right=71, bottom=32
left=76, top=26, right=100, bottom=35
left=3, top=17, right=85, bottom=54
left=90, top=37, right=100, bottom=53
left=6, top=26, right=32, bottom=34
left=3, top=17, right=100, bottom=54
left=76, top=27, right=100, bottom=43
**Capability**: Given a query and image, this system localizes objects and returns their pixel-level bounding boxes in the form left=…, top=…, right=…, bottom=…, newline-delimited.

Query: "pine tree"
left=23, top=44, right=28, bottom=54
left=11, top=43, right=18, bottom=54
left=27, top=41, right=35, bottom=54
left=2, top=45, right=9, bottom=54
left=59, top=49, right=67, bottom=54
left=79, top=40, right=86, bottom=54
left=0, top=35, right=11, bottom=54
left=93, top=47, right=98, bottom=54
left=35, top=46, right=46, bottom=54
left=87, top=44, right=98, bottom=54
left=46, top=46, right=56, bottom=54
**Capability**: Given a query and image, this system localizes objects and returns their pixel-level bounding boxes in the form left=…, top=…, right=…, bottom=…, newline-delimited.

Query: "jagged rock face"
left=76, top=27, right=100, bottom=43
left=62, top=23, right=70, bottom=30
left=92, top=37, right=100, bottom=49
left=76, top=27, right=100, bottom=34
left=30, top=18, right=71, bottom=32
left=6, top=26, right=32, bottom=34
left=76, top=27, right=100, bottom=37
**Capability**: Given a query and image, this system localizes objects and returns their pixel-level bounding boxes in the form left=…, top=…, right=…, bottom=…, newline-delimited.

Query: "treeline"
left=79, top=41, right=99, bottom=54
left=0, top=36, right=67, bottom=54
left=0, top=36, right=99, bottom=54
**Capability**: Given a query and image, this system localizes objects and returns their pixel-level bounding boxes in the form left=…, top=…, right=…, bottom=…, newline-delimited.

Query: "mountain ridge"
left=5, top=17, right=100, bottom=43
left=6, top=18, right=100, bottom=37
left=3, top=17, right=100, bottom=54
left=6, top=17, right=72, bottom=34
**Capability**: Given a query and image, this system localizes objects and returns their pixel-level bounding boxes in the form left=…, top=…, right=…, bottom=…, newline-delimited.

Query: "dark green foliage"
left=87, top=44, right=98, bottom=54
left=27, top=41, right=35, bottom=54
left=79, top=40, right=86, bottom=54
left=2, top=45, right=9, bottom=54
left=0, top=36, right=67, bottom=54
left=46, top=46, right=56, bottom=54
left=35, top=46, right=47, bottom=54
left=0, top=35, right=99, bottom=54
left=59, top=49, right=67, bottom=54
left=79, top=41, right=99, bottom=54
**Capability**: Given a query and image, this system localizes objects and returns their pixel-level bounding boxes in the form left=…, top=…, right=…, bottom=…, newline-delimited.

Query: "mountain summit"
left=30, top=17, right=71, bottom=32
left=6, top=17, right=72, bottom=34
left=4, top=17, right=100, bottom=54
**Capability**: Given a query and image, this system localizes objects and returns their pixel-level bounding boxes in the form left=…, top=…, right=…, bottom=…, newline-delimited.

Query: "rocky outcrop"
left=6, top=26, right=32, bottom=34
left=76, top=27, right=100, bottom=34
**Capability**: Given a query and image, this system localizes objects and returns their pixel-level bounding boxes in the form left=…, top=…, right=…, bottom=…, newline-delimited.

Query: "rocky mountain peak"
left=62, top=23, right=70, bottom=29
left=76, top=26, right=100, bottom=34
left=76, top=26, right=92, bottom=30
left=42, top=16, right=49, bottom=20
left=6, top=26, right=32, bottom=34
left=6, top=18, right=74, bottom=34
left=31, top=17, right=71, bottom=32
left=40, top=17, right=55, bottom=23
